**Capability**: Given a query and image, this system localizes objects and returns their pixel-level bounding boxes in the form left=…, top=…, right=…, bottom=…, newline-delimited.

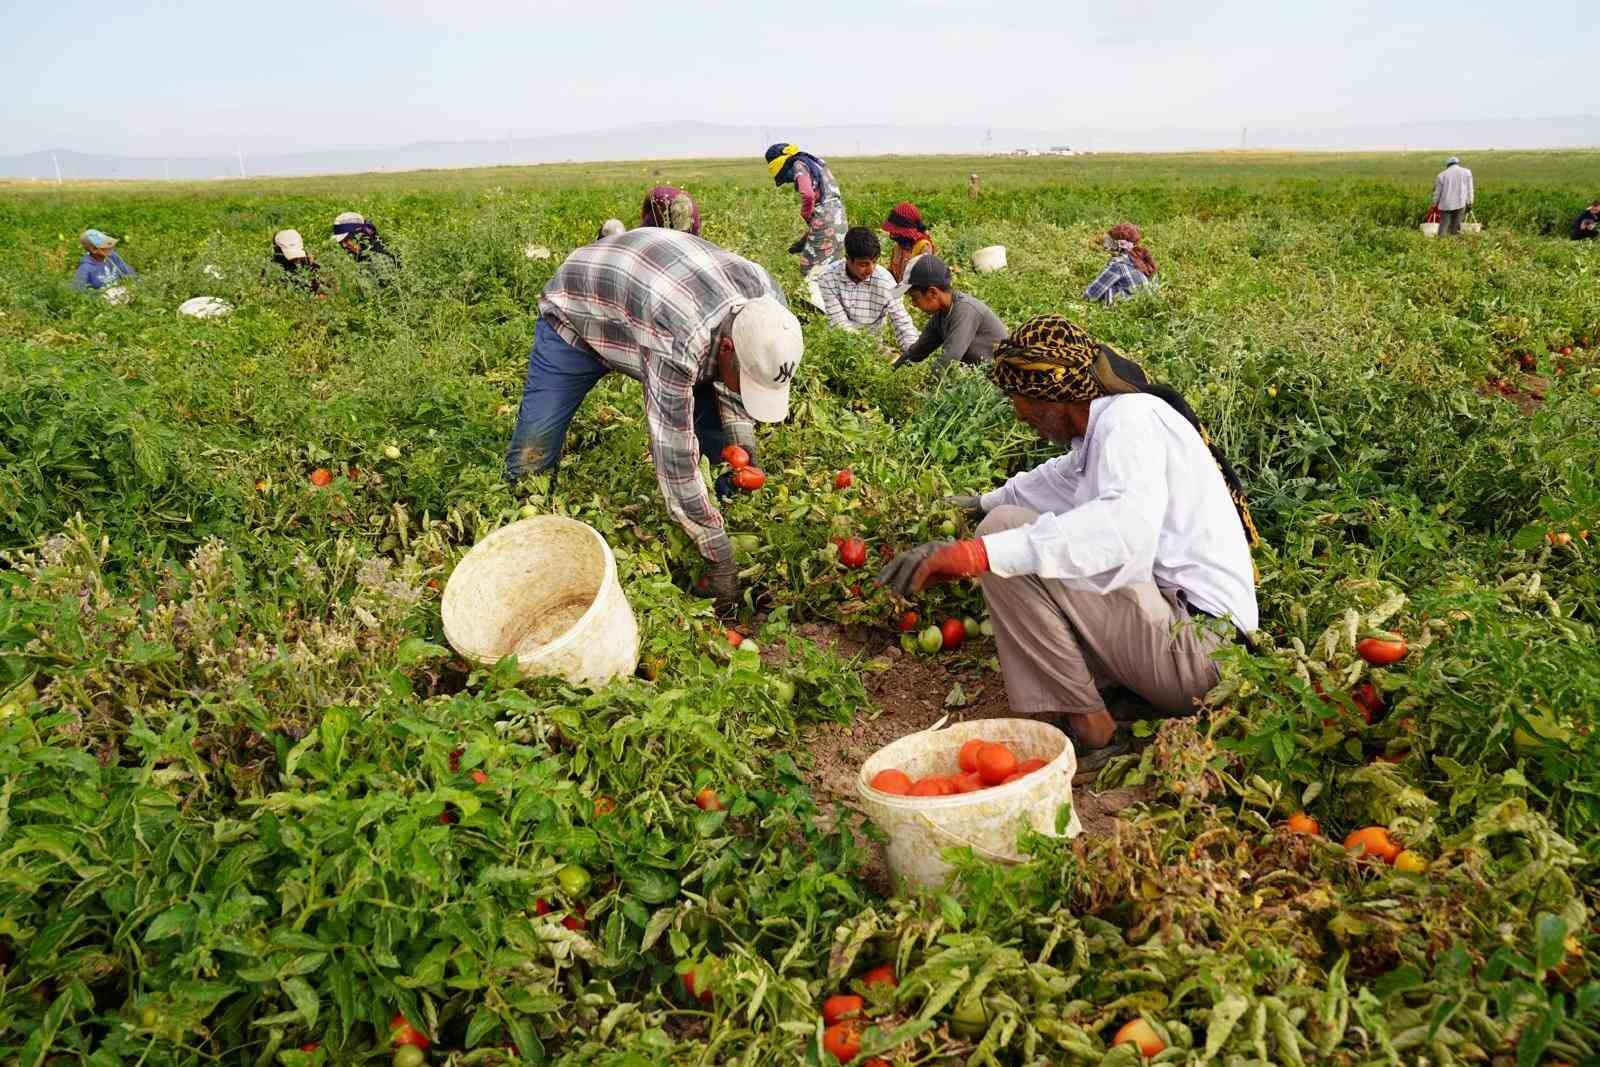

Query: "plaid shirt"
left=540, top=229, right=781, bottom=564
left=814, top=259, right=919, bottom=351
left=1083, top=255, right=1153, bottom=305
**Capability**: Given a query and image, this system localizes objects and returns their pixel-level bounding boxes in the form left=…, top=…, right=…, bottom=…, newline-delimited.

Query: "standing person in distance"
left=881, top=201, right=936, bottom=284
left=72, top=229, right=137, bottom=291
left=765, top=143, right=848, bottom=274
left=877, top=315, right=1259, bottom=768
left=893, top=255, right=1009, bottom=371
left=1084, top=223, right=1158, bottom=305
left=813, top=227, right=918, bottom=355
left=1431, top=156, right=1475, bottom=237
left=504, top=228, right=803, bottom=614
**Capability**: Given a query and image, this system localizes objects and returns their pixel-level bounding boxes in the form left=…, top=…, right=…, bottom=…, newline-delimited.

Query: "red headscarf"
left=1108, top=223, right=1158, bottom=278
left=882, top=201, right=932, bottom=246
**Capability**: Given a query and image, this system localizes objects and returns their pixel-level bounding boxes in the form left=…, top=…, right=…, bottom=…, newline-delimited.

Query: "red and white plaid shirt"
left=540, top=229, right=782, bottom=564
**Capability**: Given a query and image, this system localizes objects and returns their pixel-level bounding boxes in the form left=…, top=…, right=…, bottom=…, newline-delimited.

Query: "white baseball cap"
left=598, top=218, right=626, bottom=238
left=330, top=211, right=365, bottom=242
left=274, top=229, right=306, bottom=258
left=730, top=296, right=802, bottom=423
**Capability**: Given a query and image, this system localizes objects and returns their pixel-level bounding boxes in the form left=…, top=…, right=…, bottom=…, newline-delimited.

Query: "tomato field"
left=1, top=150, right=1598, bottom=1065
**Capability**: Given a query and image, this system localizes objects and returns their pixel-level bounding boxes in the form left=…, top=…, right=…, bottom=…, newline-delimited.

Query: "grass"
left=0, top=151, right=1597, bottom=1065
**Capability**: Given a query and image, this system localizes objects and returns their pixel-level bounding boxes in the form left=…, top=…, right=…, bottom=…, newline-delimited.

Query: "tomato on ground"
left=861, top=964, right=897, bottom=988
left=834, top=469, right=853, bottom=489
left=1344, top=826, right=1401, bottom=863
left=838, top=538, right=868, bottom=568
left=821, top=1020, right=861, bottom=1062
left=309, top=467, right=333, bottom=487
left=593, top=795, right=616, bottom=816
left=870, top=769, right=913, bottom=795
left=1356, top=637, right=1407, bottom=665
left=897, top=610, right=920, bottom=632
left=393, top=1047, right=425, bottom=1067
left=470, top=769, right=488, bottom=785
left=695, top=787, right=722, bottom=811
left=725, top=628, right=743, bottom=647
left=940, top=618, right=966, bottom=651
left=1112, top=1017, right=1165, bottom=1057
left=917, top=626, right=943, bottom=654
left=1286, top=812, right=1321, bottom=836
left=821, top=993, right=864, bottom=1025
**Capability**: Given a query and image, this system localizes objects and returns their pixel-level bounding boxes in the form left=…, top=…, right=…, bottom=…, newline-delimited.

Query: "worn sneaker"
left=1071, top=728, right=1134, bottom=776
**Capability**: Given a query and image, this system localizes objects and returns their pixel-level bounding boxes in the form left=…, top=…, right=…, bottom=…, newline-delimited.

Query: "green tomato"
left=738, top=639, right=761, bottom=656
left=979, top=619, right=994, bottom=638
left=393, top=1047, right=425, bottom=1067
left=949, top=995, right=989, bottom=1037
left=730, top=534, right=761, bottom=561
left=939, top=519, right=957, bottom=537
left=771, top=678, right=796, bottom=706
left=557, top=864, right=592, bottom=897
left=918, top=626, right=944, bottom=654
left=962, top=617, right=980, bottom=638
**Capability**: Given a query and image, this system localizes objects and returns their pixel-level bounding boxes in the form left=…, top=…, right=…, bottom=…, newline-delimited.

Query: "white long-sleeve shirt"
left=813, top=259, right=919, bottom=351
left=1433, top=165, right=1474, bottom=211
left=979, top=393, right=1259, bottom=632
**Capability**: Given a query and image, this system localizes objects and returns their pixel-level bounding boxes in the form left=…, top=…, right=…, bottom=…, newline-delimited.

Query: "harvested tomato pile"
left=870, top=737, right=1049, bottom=796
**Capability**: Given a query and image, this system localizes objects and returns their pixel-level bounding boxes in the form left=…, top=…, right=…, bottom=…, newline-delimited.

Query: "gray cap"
left=904, top=254, right=951, bottom=291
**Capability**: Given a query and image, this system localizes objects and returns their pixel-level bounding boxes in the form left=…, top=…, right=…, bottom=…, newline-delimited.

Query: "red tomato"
left=897, top=610, right=920, bottom=632
left=725, top=628, right=743, bottom=648
left=940, top=618, right=966, bottom=651
left=695, top=787, right=722, bottom=811
left=975, top=743, right=1017, bottom=785
left=822, top=1020, right=862, bottom=1062
left=309, top=467, right=332, bottom=487
left=822, top=993, right=864, bottom=1025
left=300, top=1043, right=320, bottom=1053
left=834, top=469, right=853, bottom=489
left=733, top=466, right=766, bottom=491
left=562, top=904, right=587, bottom=931
left=836, top=537, right=868, bottom=568
left=1356, top=637, right=1407, bottom=665
left=390, top=1013, right=431, bottom=1050
left=953, top=771, right=985, bottom=793
left=1017, top=757, right=1049, bottom=774
left=861, top=964, right=897, bottom=988
left=535, top=898, right=551, bottom=915
left=448, top=747, right=464, bottom=773
left=470, top=769, right=488, bottom=785
left=957, top=738, right=986, bottom=774
left=681, top=965, right=713, bottom=1003
left=870, top=769, right=913, bottom=794
left=910, top=776, right=952, bottom=796
left=721, top=445, right=750, bottom=469
left=1352, top=682, right=1383, bottom=722
left=593, top=795, right=616, bottom=816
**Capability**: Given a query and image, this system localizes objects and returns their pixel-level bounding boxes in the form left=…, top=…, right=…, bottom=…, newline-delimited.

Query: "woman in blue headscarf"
left=764, top=143, right=847, bottom=273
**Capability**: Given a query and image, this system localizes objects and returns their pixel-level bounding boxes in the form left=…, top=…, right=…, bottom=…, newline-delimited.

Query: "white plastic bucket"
left=442, top=515, right=639, bottom=688
left=856, top=717, right=1082, bottom=891
left=179, top=296, right=231, bottom=319
left=1419, top=223, right=1440, bottom=237
left=1461, top=221, right=1483, bottom=234
left=972, top=245, right=1008, bottom=273
left=523, top=244, right=551, bottom=260
left=102, top=285, right=131, bottom=305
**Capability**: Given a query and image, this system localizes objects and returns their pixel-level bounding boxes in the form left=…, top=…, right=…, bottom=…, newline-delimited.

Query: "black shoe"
left=1072, top=728, right=1134, bottom=774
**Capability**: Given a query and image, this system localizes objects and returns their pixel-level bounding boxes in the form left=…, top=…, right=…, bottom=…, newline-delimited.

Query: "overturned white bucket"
left=442, top=515, right=639, bottom=688
left=972, top=245, right=1008, bottom=273
left=179, top=296, right=232, bottom=319
left=857, top=717, right=1081, bottom=891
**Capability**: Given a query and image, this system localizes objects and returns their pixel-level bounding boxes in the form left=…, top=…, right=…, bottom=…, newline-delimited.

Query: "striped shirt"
left=1083, top=255, right=1153, bottom=305
left=539, top=229, right=780, bottom=564
left=814, top=259, right=919, bottom=351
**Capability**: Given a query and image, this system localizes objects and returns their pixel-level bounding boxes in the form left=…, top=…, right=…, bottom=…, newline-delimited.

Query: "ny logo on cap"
left=773, top=361, right=795, bottom=385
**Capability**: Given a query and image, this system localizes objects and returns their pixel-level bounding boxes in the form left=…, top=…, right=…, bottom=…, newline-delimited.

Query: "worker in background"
left=765, top=143, right=848, bottom=274
left=892, top=256, right=1008, bottom=371
left=330, top=212, right=400, bottom=269
left=1431, top=156, right=1475, bottom=237
left=640, top=186, right=702, bottom=236
left=1571, top=198, right=1600, bottom=241
left=878, top=315, right=1259, bottom=769
left=505, top=228, right=803, bottom=614
left=881, top=201, right=936, bottom=283
left=814, top=227, right=918, bottom=354
left=1084, top=223, right=1159, bottom=305
left=72, top=229, right=137, bottom=291
left=268, top=230, right=327, bottom=295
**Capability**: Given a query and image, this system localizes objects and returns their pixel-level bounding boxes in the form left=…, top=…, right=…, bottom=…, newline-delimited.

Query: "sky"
left=1, top=0, right=1592, bottom=157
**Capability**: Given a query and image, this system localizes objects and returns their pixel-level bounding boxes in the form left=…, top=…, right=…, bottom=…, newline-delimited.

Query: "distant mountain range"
left=4, top=117, right=1596, bottom=181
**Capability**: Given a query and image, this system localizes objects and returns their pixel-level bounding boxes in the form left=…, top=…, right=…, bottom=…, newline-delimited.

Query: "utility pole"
left=51, top=151, right=62, bottom=185
left=164, top=158, right=171, bottom=182
left=236, top=144, right=246, bottom=178
left=1240, top=126, right=1247, bottom=151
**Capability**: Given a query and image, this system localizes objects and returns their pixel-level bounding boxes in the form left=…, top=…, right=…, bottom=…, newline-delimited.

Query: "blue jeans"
left=505, top=317, right=731, bottom=479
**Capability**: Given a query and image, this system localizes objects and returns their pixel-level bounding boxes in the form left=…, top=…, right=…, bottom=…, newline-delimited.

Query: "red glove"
left=876, top=539, right=990, bottom=597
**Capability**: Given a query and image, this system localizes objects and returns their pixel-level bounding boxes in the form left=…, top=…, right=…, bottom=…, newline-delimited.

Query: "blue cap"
left=81, top=228, right=116, bottom=248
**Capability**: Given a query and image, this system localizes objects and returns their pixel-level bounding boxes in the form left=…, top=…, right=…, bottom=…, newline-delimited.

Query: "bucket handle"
left=913, top=811, right=1021, bottom=865
left=915, top=714, right=952, bottom=735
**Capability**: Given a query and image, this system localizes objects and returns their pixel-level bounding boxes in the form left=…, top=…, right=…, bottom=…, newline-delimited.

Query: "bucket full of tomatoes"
left=856, top=717, right=1081, bottom=891
left=442, top=515, right=639, bottom=688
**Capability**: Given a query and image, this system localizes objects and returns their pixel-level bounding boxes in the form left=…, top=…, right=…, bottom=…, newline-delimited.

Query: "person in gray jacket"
left=892, top=256, right=1008, bottom=371
left=1432, top=156, right=1475, bottom=236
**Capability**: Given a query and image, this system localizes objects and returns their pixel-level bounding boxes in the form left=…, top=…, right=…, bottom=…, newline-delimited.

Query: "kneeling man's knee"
left=978, top=504, right=1039, bottom=537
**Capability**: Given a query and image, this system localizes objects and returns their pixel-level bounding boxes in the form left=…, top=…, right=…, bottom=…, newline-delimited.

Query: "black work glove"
left=704, top=557, right=740, bottom=615
left=787, top=236, right=807, bottom=255
left=942, top=494, right=987, bottom=525
left=714, top=471, right=737, bottom=500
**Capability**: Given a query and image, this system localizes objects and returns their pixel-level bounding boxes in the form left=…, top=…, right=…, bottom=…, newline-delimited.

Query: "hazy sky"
left=2, top=0, right=1591, bottom=156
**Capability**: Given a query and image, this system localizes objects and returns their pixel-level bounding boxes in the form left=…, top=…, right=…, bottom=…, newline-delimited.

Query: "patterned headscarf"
left=1107, top=223, right=1158, bottom=278
left=992, top=315, right=1259, bottom=546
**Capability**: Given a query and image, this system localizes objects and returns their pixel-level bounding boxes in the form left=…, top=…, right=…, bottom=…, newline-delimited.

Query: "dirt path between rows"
left=787, top=623, right=1151, bottom=895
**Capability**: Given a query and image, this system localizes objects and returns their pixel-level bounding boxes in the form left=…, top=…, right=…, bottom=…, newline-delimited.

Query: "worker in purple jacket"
left=72, top=229, right=137, bottom=290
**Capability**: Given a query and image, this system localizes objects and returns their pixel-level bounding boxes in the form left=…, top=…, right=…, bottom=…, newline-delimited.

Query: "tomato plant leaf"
left=1533, top=913, right=1569, bottom=971
left=146, top=903, right=195, bottom=941
left=282, top=976, right=318, bottom=1029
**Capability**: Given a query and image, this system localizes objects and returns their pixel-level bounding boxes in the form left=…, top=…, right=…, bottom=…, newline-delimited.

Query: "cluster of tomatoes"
left=720, top=444, right=767, bottom=491
left=870, top=738, right=1049, bottom=797
left=818, top=963, right=897, bottom=1064
left=895, top=611, right=989, bottom=655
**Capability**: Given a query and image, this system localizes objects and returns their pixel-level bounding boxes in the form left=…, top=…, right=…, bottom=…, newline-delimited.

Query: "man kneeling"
left=878, top=315, right=1259, bottom=767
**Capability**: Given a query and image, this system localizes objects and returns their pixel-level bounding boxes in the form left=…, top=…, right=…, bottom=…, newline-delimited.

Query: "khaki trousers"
left=977, top=506, right=1228, bottom=719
